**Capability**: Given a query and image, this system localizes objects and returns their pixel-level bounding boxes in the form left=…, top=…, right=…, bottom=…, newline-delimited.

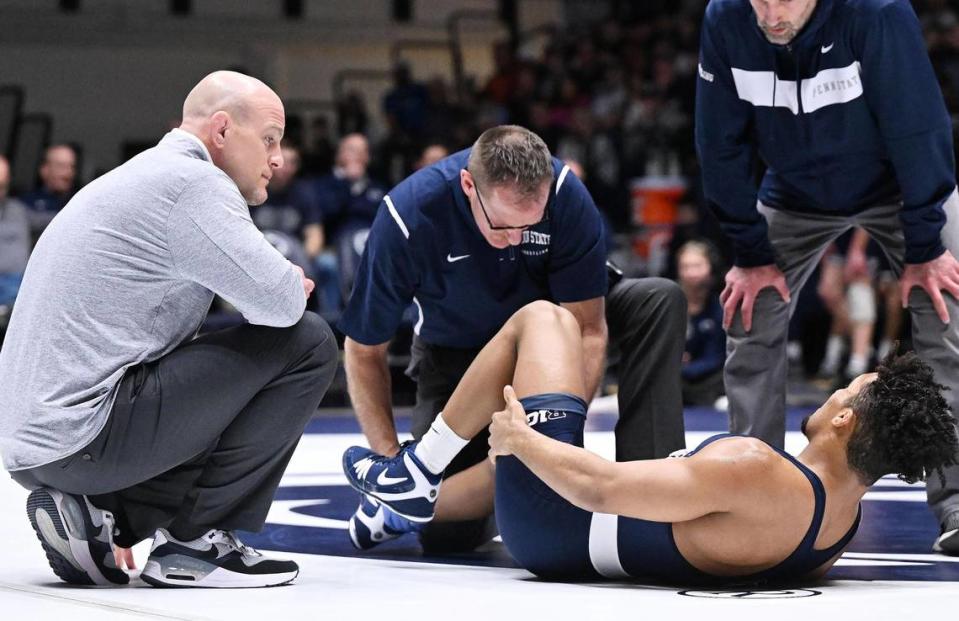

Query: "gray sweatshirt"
left=0, top=130, right=305, bottom=470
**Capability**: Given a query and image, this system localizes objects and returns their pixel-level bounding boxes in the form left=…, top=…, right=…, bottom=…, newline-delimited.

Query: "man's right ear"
left=459, top=168, right=473, bottom=195
left=209, top=111, right=230, bottom=148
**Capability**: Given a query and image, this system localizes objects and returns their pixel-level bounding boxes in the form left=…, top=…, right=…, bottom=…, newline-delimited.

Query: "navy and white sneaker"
left=349, top=494, right=422, bottom=550
left=26, top=488, right=129, bottom=586
left=140, top=529, right=298, bottom=588
left=342, top=440, right=442, bottom=523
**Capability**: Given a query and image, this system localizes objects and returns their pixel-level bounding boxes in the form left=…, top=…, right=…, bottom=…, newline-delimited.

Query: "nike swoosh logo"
left=447, top=253, right=470, bottom=263
left=377, top=471, right=408, bottom=486
left=821, top=43, right=834, bottom=54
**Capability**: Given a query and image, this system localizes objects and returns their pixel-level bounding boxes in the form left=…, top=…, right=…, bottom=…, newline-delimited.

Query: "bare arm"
left=560, top=297, right=608, bottom=400
left=844, top=228, right=870, bottom=281
left=303, top=223, right=325, bottom=258
left=490, top=387, right=761, bottom=522
left=344, top=337, right=400, bottom=456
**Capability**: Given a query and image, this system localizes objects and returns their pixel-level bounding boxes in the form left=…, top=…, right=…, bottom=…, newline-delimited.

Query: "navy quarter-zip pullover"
left=338, top=149, right=607, bottom=348
left=695, top=0, right=956, bottom=267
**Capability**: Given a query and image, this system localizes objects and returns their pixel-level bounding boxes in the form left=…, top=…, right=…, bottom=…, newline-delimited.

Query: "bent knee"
left=291, top=311, right=337, bottom=359
left=615, top=277, right=686, bottom=314
left=515, top=300, right=579, bottom=332
left=650, top=277, right=686, bottom=313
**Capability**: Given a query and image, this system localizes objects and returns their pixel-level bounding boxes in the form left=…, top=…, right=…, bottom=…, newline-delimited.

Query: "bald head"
left=182, top=71, right=280, bottom=124
left=180, top=71, right=286, bottom=206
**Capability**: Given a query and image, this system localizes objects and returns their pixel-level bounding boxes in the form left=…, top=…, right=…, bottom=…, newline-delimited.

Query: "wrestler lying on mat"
left=342, top=301, right=958, bottom=585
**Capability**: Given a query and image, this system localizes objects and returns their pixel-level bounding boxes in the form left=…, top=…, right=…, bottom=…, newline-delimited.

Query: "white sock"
left=821, top=335, right=844, bottom=373
left=414, top=412, right=468, bottom=475
left=786, top=340, right=803, bottom=364
left=877, top=339, right=894, bottom=362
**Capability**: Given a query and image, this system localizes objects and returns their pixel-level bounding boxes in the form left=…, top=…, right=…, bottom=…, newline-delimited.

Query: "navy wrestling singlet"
left=494, top=393, right=861, bottom=585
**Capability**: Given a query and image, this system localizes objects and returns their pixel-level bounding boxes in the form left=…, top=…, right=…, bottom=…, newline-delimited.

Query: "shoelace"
left=85, top=496, right=118, bottom=542
left=206, top=530, right=262, bottom=557
left=101, top=510, right=117, bottom=541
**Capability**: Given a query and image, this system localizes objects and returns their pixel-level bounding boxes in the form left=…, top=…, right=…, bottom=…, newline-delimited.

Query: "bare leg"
left=434, top=461, right=495, bottom=521
left=843, top=275, right=876, bottom=377
left=818, top=259, right=849, bottom=376
left=880, top=277, right=903, bottom=348
left=440, top=300, right=587, bottom=440
left=818, top=260, right=851, bottom=336
left=429, top=301, right=587, bottom=522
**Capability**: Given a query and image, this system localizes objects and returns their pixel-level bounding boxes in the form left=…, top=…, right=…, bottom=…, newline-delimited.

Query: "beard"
left=759, top=21, right=799, bottom=44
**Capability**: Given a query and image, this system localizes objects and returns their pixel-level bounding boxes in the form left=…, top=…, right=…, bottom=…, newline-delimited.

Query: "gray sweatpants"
left=10, top=312, right=338, bottom=546
left=726, top=190, right=959, bottom=524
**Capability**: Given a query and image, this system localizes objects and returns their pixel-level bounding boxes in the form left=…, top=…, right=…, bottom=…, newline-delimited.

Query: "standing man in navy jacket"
left=696, top=0, right=959, bottom=554
left=339, top=125, right=686, bottom=552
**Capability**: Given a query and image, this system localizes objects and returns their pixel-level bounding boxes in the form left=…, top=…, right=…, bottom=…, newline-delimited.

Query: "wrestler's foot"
left=26, top=488, right=129, bottom=585
left=141, top=529, right=298, bottom=588
left=934, top=511, right=959, bottom=556
left=342, top=440, right=442, bottom=522
left=349, top=494, right=423, bottom=550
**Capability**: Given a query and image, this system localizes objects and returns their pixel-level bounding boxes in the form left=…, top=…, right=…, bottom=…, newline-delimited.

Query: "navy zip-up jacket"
left=695, top=0, right=956, bottom=267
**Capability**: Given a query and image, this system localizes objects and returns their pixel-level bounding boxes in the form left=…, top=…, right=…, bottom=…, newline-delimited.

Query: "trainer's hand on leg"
left=488, top=385, right=530, bottom=463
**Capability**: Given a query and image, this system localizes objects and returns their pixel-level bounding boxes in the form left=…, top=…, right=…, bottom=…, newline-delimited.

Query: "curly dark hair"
left=846, top=351, right=958, bottom=486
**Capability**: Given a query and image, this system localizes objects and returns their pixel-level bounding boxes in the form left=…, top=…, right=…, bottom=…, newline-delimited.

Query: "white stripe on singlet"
left=588, top=512, right=630, bottom=578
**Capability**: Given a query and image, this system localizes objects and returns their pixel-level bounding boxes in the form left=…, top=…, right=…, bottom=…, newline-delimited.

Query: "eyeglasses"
left=473, top=177, right=551, bottom=231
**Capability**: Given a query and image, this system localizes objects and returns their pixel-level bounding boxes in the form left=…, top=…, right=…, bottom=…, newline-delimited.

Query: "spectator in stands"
left=0, top=155, right=30, bottom=312
left=302, top=116, right=335, bottom=177
left=424, top=77, right=458, bottom=144
left=556, top=107, right=621, bottom=220
left=563, top=158, right=614, bottom=254
left=337, top=90, right=369, bottom=137
left=817, top=230, right=877, bottom=382
left=251, top=141, right=321, bottom=280
left=676, top=240, right=725, bottom=407
left=483, top=41, right=521, bottom=106
left=315, top=133, right=387, bottom=305
left=20, top=144, right=77, bottom=216
left=416, top=143, right=449, bottom=170
left=381, top=64, right=431, bottom=181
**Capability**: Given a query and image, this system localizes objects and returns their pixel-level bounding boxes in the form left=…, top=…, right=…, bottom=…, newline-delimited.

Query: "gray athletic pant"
left=10, top=312, right=338, bottom=546
left=725, top=191, right=959, bottom=524
left=407, top=277, right=687, bottom=552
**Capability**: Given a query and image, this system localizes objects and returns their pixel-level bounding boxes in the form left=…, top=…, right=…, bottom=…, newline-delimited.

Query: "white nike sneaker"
left=26, top=488, right=129, bottom=585
left=140, top=529, right=298, bottom=588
